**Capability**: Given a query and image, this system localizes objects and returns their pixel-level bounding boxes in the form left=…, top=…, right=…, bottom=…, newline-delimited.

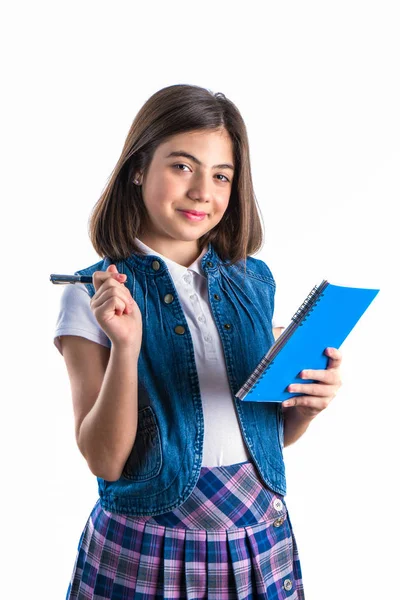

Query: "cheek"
left=217, top=192, right=231, bottom=213
left=144, top=179, right=173, bottom=210
left=152, top=174, right=181, bottom=203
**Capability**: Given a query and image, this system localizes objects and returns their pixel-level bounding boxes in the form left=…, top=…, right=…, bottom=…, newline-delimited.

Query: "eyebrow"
left=166, top=151, right=235, bottom=171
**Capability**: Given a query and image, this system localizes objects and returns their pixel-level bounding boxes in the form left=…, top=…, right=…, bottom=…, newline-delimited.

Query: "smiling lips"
left=178, top=209, right=207, bottom=221
left=178, top=209, right=207, bottom=216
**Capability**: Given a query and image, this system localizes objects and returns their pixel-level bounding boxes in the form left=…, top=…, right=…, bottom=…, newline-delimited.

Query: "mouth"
left=177, top=209, right=208, bottom=216
left=177, top=209, right=208, bottom=222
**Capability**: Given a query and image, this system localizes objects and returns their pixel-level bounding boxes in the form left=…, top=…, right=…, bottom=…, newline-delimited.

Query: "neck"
left=137, top=235, right=204, bottom=268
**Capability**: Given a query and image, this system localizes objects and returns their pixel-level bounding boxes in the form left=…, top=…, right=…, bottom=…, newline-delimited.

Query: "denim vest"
left=75, top=243, right=286, bottom=516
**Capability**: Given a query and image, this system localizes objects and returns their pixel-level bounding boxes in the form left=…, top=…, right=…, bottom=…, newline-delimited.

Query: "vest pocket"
left=121, top=406, right=162, bottom=481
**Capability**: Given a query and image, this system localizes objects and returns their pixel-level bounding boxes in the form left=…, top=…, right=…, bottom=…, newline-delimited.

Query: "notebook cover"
left=237, top=283, right=379, bottom=402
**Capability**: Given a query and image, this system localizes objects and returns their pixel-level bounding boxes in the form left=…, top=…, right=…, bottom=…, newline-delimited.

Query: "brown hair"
left=89, top=84, right=264, bottom=266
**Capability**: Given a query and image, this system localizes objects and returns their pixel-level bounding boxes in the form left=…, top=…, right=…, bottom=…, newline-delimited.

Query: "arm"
left=272, top=327, right=343, bottom=447
left=61, top=264, right=143, bottom=482
left=282, top=348, right=343, bottom=446
left=61, top=336, right=140, bottom=481
left=282, top=405, right=314, bottom=447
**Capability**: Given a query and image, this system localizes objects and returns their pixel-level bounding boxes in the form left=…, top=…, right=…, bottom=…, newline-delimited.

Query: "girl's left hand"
left=282, top=347, right=342, bottom=419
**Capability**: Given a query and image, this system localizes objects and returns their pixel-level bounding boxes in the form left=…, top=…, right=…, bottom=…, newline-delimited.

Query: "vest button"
left=223, top=323, right=232, bottom=330
left=152, top=260, right=161, bottom=271
left=213, top=294, right=220, bottom=300
left=164, top=294, right=174, bottom=304
left=206, top=261, right=213, bottom=268
left=174, top=325, right=186, bottom=335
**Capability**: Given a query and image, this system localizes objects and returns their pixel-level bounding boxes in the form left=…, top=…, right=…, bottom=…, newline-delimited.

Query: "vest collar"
left=125, top=240, right=221, bottom=276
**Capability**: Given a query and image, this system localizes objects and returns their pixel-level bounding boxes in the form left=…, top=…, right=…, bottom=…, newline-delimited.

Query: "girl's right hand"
left=90, top=264, right=143, bottom=353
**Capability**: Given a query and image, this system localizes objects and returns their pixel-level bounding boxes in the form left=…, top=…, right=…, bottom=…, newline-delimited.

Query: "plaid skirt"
left=67, top=462, right=304, bottom=599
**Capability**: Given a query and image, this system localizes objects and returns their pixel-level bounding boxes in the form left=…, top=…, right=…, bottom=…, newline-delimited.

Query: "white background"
left=1, top=1, right=399, bottom=598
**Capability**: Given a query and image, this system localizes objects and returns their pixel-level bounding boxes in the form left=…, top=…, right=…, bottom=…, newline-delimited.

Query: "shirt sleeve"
left=53, top=283, right=111, bottom=355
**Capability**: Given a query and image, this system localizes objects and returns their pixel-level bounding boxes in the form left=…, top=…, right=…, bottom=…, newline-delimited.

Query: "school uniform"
left=54, top=239, right=304, bottom=599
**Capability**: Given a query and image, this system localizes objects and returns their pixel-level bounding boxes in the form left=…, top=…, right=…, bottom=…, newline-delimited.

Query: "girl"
left=54, top=83, right=342, bottom=599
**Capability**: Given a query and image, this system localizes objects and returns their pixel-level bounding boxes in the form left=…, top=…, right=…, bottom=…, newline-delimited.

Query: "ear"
left=133, top=172, right=143, bottom=185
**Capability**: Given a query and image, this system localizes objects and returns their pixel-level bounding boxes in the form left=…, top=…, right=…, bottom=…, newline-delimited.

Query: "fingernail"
left=283, top=400, right=293, bottom=407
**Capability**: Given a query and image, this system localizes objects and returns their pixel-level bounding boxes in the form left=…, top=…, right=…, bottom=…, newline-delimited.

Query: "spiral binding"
left=236, top=280, right=328, bottom=400
left=292, top=282, right=326, bottom=323
left=236, top=359, right=273, bottom=398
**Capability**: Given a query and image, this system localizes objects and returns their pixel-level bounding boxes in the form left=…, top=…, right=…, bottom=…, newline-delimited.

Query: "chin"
left=174, top=233, right=204, bottom=243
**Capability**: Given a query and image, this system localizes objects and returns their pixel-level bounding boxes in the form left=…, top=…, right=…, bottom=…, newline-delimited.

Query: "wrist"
left=283, top=405, right=315, bottom=447
left=283, top=405, right=316, bottom=424
left=110, top=340, right=141, bottom=359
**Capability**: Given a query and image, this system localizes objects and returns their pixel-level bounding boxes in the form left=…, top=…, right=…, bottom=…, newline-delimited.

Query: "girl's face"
left=137, top=128, right=235, bottom=256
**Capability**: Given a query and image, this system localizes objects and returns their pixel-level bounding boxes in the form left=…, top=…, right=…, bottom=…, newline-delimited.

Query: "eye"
left=172, top=164, right=230, bottom=183
left=216, top=174, right=230, bottom=183
left=173, top=163, right=191, bottom=172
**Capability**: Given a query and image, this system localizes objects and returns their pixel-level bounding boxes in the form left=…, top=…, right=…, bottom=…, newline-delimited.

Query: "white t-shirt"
left=54, top=240, right=290, bottom=467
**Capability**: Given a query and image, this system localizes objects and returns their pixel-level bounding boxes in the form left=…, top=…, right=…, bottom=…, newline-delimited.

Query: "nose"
left=187, top=172, right=212, bottom=203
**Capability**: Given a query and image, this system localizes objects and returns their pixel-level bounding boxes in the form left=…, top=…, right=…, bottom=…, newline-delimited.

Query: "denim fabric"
left=75, top=243, right=286, bottom=516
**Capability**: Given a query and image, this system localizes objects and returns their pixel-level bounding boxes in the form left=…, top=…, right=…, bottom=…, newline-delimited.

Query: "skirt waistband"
left=103, top=461, right=287, bottom=531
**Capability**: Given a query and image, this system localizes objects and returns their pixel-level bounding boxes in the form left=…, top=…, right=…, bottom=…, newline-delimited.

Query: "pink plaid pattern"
left=67, top=462, right=304, bottom=599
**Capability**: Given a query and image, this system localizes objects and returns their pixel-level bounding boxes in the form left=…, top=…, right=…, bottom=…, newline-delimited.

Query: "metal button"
left=163, top=294, right=174, bottom=304
left=174, top=325, right=185, bottom=335
left=223, top=323, right=232, bottom=330
left=273, top=499, right=283, bottom=511
left=213, top=294, right=220, bottom=300
left=273, top=516, right=285, bottom=527
left=206, top=261, right=213, bottom=268
left=283, top=579, right=293, bottom=592
left=152, top=260, right=160, bottom=271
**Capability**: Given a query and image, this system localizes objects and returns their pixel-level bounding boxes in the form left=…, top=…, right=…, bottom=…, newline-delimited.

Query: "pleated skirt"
left=67, top=462, right=304, bottom=599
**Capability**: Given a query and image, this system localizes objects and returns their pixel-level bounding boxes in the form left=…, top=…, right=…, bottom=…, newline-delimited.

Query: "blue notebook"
left=235, top=280, right=379, bottom=403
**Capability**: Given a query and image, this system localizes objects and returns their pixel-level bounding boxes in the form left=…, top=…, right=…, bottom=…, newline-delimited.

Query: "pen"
left=50, top=274, right=93, bottom=285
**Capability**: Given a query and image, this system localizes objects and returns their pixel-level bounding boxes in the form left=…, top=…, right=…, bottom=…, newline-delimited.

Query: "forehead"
left=157, top=129, right=234, bottom=160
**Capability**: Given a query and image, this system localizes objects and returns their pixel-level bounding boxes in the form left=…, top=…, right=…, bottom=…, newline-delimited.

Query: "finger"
left=94, top=276, right=132, bottom=298
left=93, top=268, right=127, bottom=291
left=91, top=286, right=134, bottom=311
left=299, top=369, right=338, bottom=385
left=324, top=347, right=342, bottom=369
left=92, top=287, right=135, bottom=317
left=287, top=382, right=333, bottom=396
left=283, top=395, right=330, bottom=411
left=106, top=264, right=127, bottom=281
left=93, top=295, right=128, bottom=318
